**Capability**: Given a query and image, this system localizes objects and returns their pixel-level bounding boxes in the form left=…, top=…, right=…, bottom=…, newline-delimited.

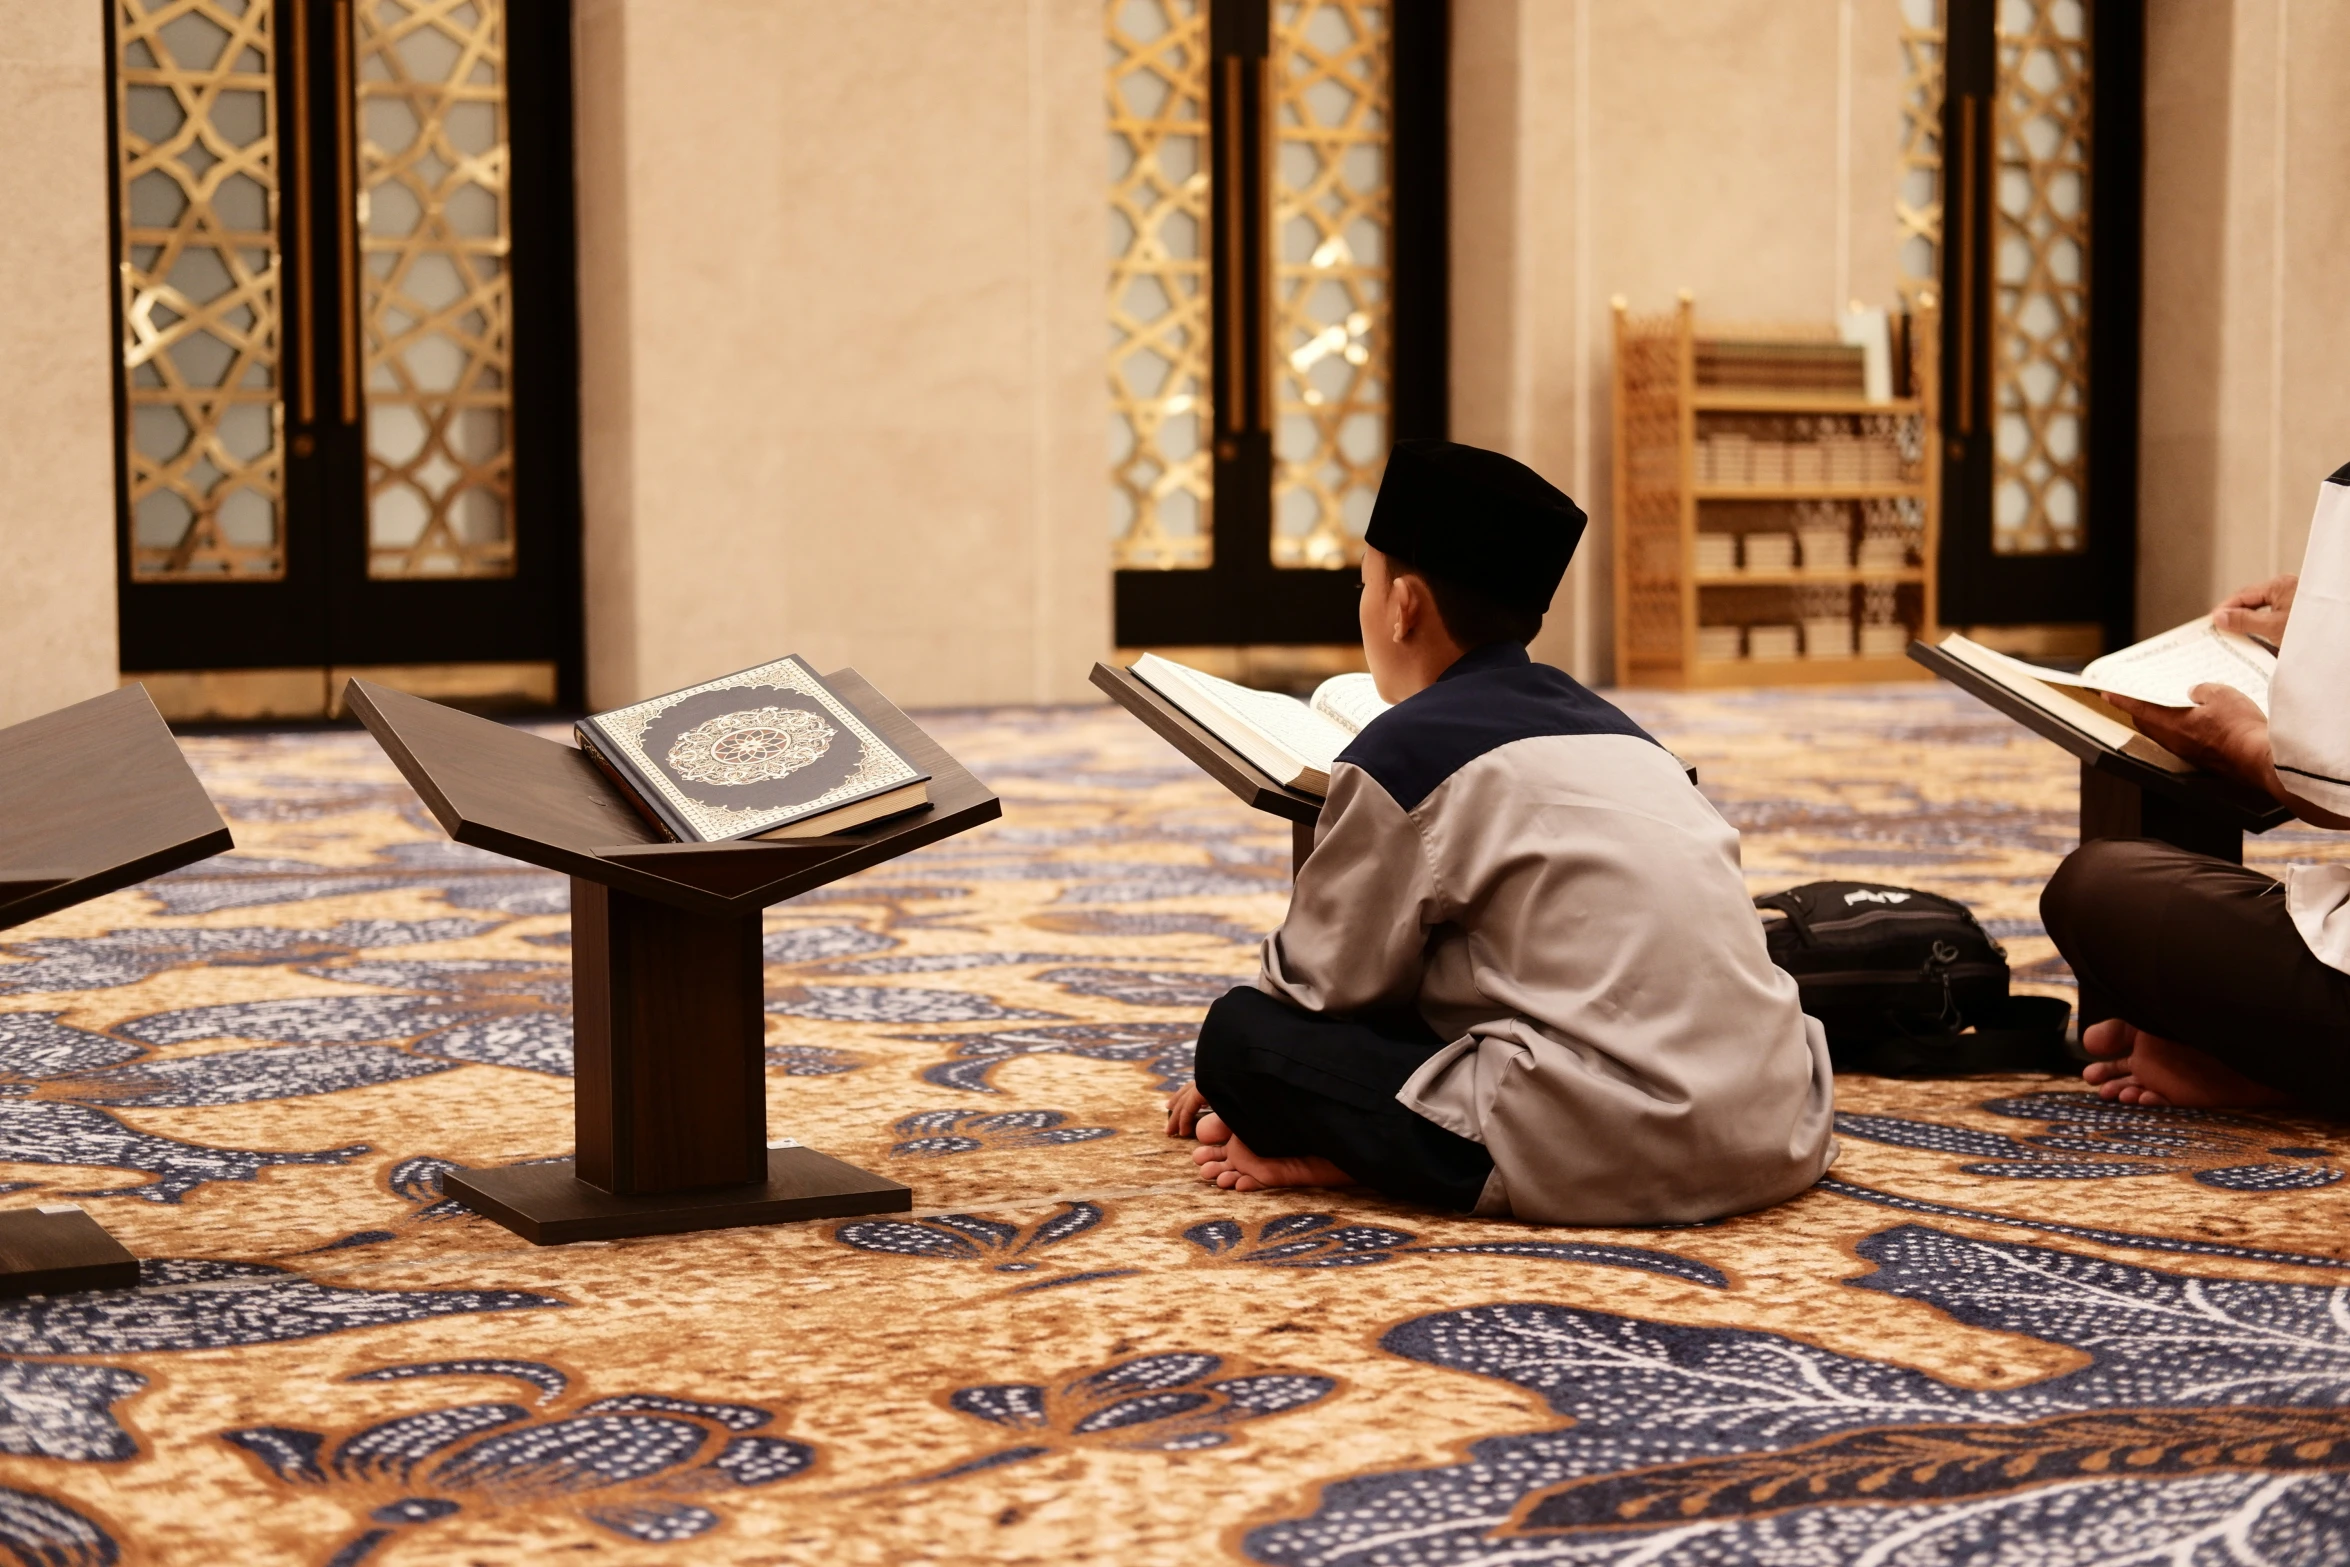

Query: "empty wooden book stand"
left=0, top=686, right=235, bottom=1295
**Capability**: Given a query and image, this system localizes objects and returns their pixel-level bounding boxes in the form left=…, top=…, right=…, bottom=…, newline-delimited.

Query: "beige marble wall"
left=2140, top=0, right=2350, bottom=629
left=14, top=2, right=2341, bottom=721
left=572, top=0, right=1109, bottom=711
left=1450, top=0, right=1909, bottom=682
left=0, top=5, right=118, bottom=728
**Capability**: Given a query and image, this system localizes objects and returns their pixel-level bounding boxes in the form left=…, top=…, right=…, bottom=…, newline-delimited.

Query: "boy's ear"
left=1393, top=570, right=1434, bottom=639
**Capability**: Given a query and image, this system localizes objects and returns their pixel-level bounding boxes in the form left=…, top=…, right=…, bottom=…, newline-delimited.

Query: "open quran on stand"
left=1117, top=653, right=1702, bottom=799
left=1125, top=654, right=1391, bottom=796
left=576, top=654, right=933, bottom=842
left=1909, top=616, right=2292, bottom=856
left=1922, top=618, right=2277, bottom=774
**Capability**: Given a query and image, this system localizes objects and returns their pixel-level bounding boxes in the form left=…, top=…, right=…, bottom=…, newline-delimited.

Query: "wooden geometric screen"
left=354, top=0, right=515, bottom=579
left=1107, top=0, right=1214, bottom=571
left=1896, top=0, right=1945, bottom=311
left=1268, top=0, right=1392, bottom=571
left=111, top=0, right=285, bottom=581
left=1989, top=0, right=2091, bottom=556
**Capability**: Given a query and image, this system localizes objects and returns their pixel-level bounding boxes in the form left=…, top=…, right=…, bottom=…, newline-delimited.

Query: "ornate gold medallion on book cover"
left=0, top=689, right=2345, bottom=1564
left=588, top=657, right=923, bottom=840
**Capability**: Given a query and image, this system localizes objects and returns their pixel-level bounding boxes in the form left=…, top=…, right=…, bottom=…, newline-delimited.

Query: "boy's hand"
left=1165, top=1084, right=1209, bottom=1138
left=2213, top=573, right=2297, bottom=643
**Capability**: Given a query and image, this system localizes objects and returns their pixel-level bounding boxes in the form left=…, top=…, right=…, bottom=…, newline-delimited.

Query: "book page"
left=2079, top=619, right=2274, bottom=713
left=1963, top=618, right=2274, bottom=714
left=1309, top=672, right=1389, bottom=736
left=1174, top=663, right=1355, bottom=772
left=1936, top=634, right=2193, bottom=773
left=1130, top=655, right=1353, bottom=789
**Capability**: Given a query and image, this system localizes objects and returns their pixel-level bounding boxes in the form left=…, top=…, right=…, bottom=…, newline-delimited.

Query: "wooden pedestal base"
left=444, top=1146, right=910, bottom=1246
left=0, top=1207, right=140, bottom=1298
left=2076, top=761, right=2246, bottom=1032
left=2079, top=761, right=2245, bottom=864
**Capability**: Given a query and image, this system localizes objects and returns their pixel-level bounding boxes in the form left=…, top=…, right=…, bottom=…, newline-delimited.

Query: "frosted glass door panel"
left=113, top=0, right=285, bottom=581
left=354, top=0, right=514, bottom=579
left=1268, top=0, right=1391, bottom=571
left=1108, top=0, right=1215, bottom=571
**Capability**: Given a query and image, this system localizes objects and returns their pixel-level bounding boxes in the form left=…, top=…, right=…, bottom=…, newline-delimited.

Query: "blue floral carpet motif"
left=0, top=688, right=2342, bottom=1563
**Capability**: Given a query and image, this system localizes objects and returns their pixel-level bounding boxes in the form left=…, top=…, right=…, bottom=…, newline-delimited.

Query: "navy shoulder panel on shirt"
left=2328, top=459, right=2350, bottom=486
left=1336, top=642, right=1659, bottom=811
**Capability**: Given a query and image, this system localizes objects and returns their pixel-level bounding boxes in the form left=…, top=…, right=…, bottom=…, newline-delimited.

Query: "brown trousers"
left=2041, top=837, right=2350, bottom=1115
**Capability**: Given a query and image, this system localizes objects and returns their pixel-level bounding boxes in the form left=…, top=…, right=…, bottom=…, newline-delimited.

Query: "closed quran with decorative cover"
left=574, top=656, right=932, bottom=843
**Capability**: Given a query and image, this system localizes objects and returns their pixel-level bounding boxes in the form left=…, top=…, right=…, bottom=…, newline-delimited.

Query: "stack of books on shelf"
left=1694, top=533, right=1739, bottom=574
left=1747, top=624, right=1800, bottom=660
left=1694, top=433, right=1750, bottom=484
left=1856, top=536, right=1912, bottom=570
left=1858, top=623, right=1910, bottom=657
left=1797, top=526, right=1850, bottom=572
left=1695, top=432, right=1912, bottom=486
left=1743, top=533, right=1796, bottom=572
left=1819, top=433, right=1911, bottom=483
left=1693, top=339, right=1866, bottom=394
left=1802, top=616, right=1855, bottom=659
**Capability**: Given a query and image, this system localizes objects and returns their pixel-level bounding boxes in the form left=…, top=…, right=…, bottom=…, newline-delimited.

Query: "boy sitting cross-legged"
left=1164, top=440, right=1837, bottom=1226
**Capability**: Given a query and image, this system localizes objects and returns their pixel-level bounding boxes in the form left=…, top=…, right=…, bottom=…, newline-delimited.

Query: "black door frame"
left=107, top=0, right=583, bottom=705
left=1936, top=0, right=2142, bottom=650
left=1114, top=0, right=1448, bottom=648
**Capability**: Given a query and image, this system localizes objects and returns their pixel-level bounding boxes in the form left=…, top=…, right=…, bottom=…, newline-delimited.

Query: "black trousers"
left=1191, top=987, right=1495, bottom=1212
left=2040, top=837, right=2350, bottom=1115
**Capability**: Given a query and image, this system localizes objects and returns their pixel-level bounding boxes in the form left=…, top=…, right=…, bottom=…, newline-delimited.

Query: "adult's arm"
left=2266, top=471, right=2350, bottom=820
left=2109, top=466, right=2350, bottom=829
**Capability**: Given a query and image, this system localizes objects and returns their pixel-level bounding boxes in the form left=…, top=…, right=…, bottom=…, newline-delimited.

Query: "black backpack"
left=1754, top=881, right=2073, bottom=1076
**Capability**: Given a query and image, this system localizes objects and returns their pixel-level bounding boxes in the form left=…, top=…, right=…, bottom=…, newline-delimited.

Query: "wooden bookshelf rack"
left=1612, top=293, right=1942, bottom=688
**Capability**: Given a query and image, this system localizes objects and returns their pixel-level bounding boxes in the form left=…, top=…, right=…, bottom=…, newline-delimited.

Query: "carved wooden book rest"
left=346, top=674, right=1001, bottom=1245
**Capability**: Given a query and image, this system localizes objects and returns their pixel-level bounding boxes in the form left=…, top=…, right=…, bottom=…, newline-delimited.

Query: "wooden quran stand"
left=346, top=674, right=1001, bottom=1245
left=1909, top=640, right=2293, bottom=1030
left=1906, top=641, right=2291, bottom=863
left=0, top=686, right=234, bottom=1296
left=1088, top=663, right=1323, bottom=876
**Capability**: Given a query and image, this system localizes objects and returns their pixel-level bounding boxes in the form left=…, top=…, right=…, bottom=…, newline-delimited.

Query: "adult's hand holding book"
left=2098, top=684, right=2270, bottom=787
left=1956, top=617, right=2275, bottom=714
left=1931, top=617, right=2274, bottom=777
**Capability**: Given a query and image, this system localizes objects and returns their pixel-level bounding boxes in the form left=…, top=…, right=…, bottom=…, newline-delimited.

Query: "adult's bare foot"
left=1190, top=1125, right=1353, bottom=1193
left=2080, top=1018, right=2289, bottom=1109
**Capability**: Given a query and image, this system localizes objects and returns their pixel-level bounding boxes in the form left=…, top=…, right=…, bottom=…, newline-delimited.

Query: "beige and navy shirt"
left=1258, top=642, right=1837, bottom=1226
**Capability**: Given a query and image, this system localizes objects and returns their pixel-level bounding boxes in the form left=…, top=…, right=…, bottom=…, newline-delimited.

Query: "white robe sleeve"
left=2268, top=467, right=2350, bottom=972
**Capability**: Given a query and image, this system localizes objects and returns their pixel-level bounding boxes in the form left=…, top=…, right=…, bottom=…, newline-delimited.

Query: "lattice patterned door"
left=1931, top=0, right=2140, bottom=648
left=107, top=0, right=580, bottom=715
left=1108, top=0, right=1448, bottom=649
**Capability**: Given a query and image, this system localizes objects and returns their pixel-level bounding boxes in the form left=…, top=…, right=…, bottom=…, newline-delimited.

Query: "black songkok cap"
left=1363, top=440, right=1587, bottom=614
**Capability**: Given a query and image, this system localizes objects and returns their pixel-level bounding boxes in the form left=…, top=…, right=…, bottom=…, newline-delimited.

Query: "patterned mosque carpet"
left=2, top=683, right=2348, bottom=1565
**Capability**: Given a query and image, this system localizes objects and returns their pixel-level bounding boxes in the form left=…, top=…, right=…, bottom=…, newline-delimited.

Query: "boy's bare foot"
left=2080, top=1018, right=2290, bottom=1109
left=1190, top=1118, right=1353, bottom=1193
